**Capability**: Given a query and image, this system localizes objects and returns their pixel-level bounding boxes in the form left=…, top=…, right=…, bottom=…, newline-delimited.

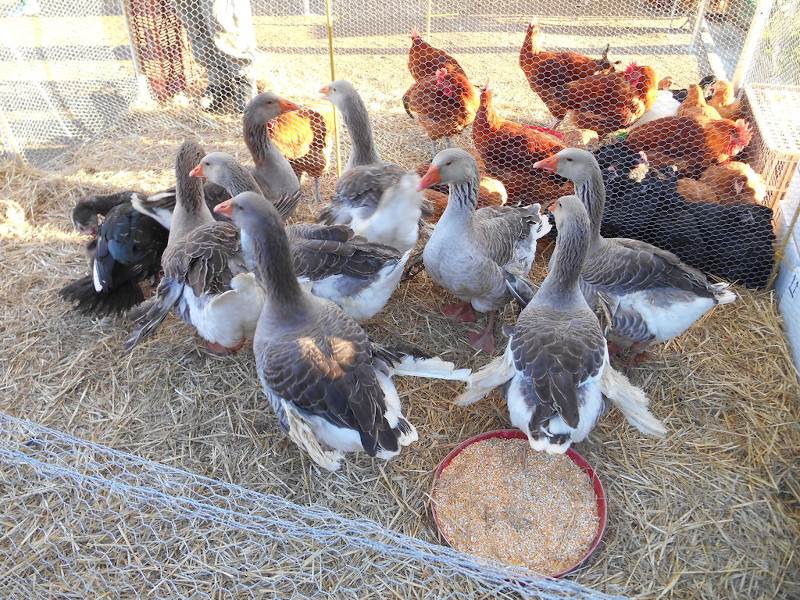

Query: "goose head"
left=244, top=92, right=300, bottom=125
left=534, top=147, right=599, bottom=186
left=190, top=152, right=239, bottom=184
left=319, top=80, right=358, bottom=109
left=418, top=148, right=478, bottom=190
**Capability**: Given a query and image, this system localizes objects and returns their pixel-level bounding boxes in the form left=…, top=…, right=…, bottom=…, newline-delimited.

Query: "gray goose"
left=457, top=196, right=666, bottom=450
left=218, top=191, right=469, bottom=471
left=125, top=141, right=263, bottom=354
left=419, top=148, right=551, bottom=353
left=196, top=151, right=410, bottom=321
left=534, top=148, right=736, bottom=359
left=317, top=80, right=423, bottom=254
left=131, top=92, right=302, bottom=228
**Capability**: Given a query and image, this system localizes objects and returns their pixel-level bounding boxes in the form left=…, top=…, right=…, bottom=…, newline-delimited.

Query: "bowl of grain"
left=431, top=429, right=607, bottom=577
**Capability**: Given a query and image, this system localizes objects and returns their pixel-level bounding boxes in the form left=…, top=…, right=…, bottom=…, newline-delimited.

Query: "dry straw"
left=1, top=108, right=799, bottom=598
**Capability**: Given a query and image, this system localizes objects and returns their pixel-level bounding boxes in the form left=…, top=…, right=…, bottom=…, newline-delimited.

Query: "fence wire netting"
left=0, top=412, right=625, bottom=599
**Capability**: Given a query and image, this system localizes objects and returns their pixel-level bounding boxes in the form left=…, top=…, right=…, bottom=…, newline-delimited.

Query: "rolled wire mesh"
left=0, top=412, right=625, bottom=599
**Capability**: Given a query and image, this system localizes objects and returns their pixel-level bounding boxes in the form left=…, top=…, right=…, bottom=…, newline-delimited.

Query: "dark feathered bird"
left=61, top=199, right=168, bottom=316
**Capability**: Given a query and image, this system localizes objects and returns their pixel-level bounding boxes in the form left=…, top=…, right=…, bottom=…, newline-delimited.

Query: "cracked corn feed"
left=433, top=437, right=599, bottom=575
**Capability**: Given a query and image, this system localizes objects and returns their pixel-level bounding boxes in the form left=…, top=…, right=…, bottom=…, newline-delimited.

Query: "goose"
left=125, top=141, right=264, bottom=354
left=131, top=92, right=302, bottom=228
left=61, top=196, right=168, bottom=316
left=534, top=147, right=736, bottom=358
left=215, top=191, right=470, bottom=471
left=456, top=196, right=665, bottom=451
left=193, top=151, right=410, bottom=321
left=419, top=148, right=552, bottom=353
left=317, top=80, right=423, bottom=242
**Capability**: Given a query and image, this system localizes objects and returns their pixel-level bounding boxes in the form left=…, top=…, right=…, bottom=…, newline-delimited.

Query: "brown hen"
left=407, top=30, right=467, bottom=81
left=518, top=21, right=615, bottom=120
left=708, top=79, right=744, bottom=121
left=676, top=84, right=722, bottom=121
left=564, top=63, right=658, bottom=136
left=267, top=106, right=332, bottom=202
left=626, top=115, right=753, bottom=179
left=472, top=86, right=570, bottom=206
left=676, top=161, right=766, bottom=205
left=403, top=66, right=479, bottom=154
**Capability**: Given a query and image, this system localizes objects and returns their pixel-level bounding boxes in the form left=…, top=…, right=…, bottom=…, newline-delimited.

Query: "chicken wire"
left=0, top=411, right=626, bottom=599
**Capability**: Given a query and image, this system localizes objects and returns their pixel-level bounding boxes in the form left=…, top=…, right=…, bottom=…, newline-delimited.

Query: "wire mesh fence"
left=0, top=411, right=626, bottom=599
left=1, top=0, right=798, bottom=291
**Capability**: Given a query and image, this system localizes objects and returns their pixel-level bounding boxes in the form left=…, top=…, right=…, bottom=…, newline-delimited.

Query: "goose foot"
left=607, top=340, right=625, bottom=356
left=468, top=312, right=497, bottom=354
left=205, top=338, right=247, bottom=355
left=442, top=302, right=477, bottom=323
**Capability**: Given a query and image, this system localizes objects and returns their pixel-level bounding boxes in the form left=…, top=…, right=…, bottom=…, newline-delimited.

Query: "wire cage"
left=1, top=1, right=800, bottom=598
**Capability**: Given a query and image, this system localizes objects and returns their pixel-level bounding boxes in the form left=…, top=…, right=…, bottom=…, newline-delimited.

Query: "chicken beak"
left=189, top=163, right=204, bottom=178
left=279, top=98, right=300, bottom=112
left=319, top=85, right=330, bottom=97
left=533, top=155, right=559, bottom=172
left=214, top=199, right=234, bottom=218
left=418, top=165, right=441, bottom=190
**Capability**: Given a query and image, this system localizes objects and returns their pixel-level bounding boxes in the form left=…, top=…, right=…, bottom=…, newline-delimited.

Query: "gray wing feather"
left=511, top=308, right=606, bottom=430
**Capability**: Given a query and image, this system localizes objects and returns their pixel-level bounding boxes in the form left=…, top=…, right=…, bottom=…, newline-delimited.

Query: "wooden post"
left=324, top=0, right=342, bottom=177
left=731, top=0, right=775, bottom=92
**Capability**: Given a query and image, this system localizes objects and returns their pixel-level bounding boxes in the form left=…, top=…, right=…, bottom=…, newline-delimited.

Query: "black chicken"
left=61, top=194, right=168, bottom=316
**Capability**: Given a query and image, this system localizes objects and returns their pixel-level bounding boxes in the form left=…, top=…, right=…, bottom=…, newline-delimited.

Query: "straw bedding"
left=1, top=108, right=799, bottom=599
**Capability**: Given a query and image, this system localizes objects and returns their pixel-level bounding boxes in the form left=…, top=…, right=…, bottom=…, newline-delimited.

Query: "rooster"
left=564, top=63, right=658, bottom=136
left=267, top=106, right=332, bottom=202
left=472, top=85, right=570, bottom=206
left=402, top=66, right=479, bottom=156
left=407, top=30, right=467, bottom=81
left=625, top=115, right=753, bottom=179
left=518, top=21, right=616, bottom=120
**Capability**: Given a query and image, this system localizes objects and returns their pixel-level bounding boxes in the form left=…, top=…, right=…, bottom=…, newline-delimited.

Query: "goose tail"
left=600, top=365, right=666, bottom=438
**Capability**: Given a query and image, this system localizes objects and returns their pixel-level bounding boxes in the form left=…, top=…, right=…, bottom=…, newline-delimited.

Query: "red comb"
left=735, top=119, right=753, bottom=147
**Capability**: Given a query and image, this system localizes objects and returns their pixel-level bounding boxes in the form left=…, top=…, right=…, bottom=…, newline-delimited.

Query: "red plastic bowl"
left=431, top=429, right=607, bottom=578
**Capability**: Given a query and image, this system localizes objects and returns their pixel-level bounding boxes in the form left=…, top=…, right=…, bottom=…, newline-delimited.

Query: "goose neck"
left=340, top=94, right=380, bottom=167
left=574, top=168, right=605, bottom=243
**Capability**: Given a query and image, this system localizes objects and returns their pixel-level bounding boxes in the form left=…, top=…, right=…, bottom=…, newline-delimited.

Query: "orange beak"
left=418, top=165, right=441, bottom=190
left=278, top=98, right=300, bottom=112
left=320, top=85, right=330, bottom=96
left=190, top=163, right=204, bottom=178
left=214, top=199, right=234, bottom=218
left=533, top=155, right=559, bottom=172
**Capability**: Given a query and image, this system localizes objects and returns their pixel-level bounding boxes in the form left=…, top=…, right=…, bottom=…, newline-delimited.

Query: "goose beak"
left=279, top=98, right=300, bottom=112
left=320, top=85, right=330, bottom=97
left=214, top=199, right=234, bottom=218
left=533, top=155, right=559, bottom=172
left=418, top=165, right=441, bottom=190
left=190, top=163, right=204, bottom=178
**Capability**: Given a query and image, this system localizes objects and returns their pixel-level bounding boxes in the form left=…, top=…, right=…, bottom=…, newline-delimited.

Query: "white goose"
left=218, top=191, right=470, bottom=471
left=318, top=80, right=425, bottom=253
left=195, top=151, right=410, bottom=322
left=419, top=148, right=551, bottom=353
left=457, top=196, right=665, bottom=451
left=125, top=141, right=263, bottom=354
left=534, top=147, right=736, bottom=358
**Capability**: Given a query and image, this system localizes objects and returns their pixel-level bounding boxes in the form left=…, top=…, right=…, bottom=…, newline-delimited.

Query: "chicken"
left=267, top=106, right=332, bottom=202
left=564, top=63, right=658, bottom=136
left=402, top=66, right=479, bottom=155
left=625, top=115, right=753, bottom=179
left=407, top=30, right=467, bottom=81
left=677, top=161, right=766, bottom=205
left=676, top=84, right=722, bottom=121
left=708, top=79, right=744, bottom=121
left=658, top=74, right=716, bottom=103
left=472, top=85, right=570, bottom=206
left=518, top=21, right=615, bottom=120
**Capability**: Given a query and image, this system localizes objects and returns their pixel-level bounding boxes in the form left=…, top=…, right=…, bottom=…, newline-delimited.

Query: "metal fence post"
left=324, top=0, right=342, bottom=178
